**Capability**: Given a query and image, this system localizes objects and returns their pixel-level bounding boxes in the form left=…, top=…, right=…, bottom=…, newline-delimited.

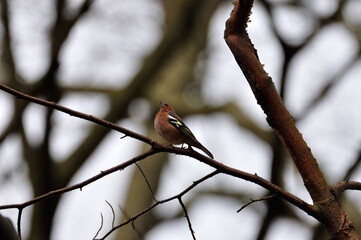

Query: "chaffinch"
left=154, top=102, right=214, bottom=159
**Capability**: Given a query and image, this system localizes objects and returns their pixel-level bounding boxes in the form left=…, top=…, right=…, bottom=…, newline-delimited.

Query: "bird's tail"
left=195, top=143, right=213, bottom=159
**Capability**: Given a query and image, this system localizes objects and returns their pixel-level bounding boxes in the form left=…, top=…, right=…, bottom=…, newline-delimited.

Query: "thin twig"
left=97, top=170, right=220, bottom=239
left=237, top=194, right=276, bottom=213
left=178, top=197, right=196, bottom=240
left=93, top=213, right=104, bottom=240
left=135, top=162, right=157, bottom=202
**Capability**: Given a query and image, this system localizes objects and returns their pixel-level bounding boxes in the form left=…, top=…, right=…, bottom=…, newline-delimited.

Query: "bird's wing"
left=168, top=111, right=214, bottom=159
left=168, top=111, right=197, bottom=140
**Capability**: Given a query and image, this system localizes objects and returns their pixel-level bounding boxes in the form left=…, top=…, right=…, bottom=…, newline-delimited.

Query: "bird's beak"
left=160, top=102, right=167, bottom=108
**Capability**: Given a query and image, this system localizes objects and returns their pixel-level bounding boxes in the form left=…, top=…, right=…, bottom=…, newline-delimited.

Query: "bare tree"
left=0, top=0, right=361, bottom=239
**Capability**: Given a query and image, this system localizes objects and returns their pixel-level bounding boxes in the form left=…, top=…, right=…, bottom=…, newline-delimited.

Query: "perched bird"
left=154, top=102, right=213, bottom=159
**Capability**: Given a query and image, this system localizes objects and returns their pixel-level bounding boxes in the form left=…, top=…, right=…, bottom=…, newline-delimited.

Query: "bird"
left=154, top=102, right=213, bottom=159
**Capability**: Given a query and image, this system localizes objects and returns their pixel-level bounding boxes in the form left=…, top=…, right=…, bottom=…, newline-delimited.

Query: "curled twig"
left=105, top=201, right=116, bottom=228
left=93, top=213, right=104, bottom=240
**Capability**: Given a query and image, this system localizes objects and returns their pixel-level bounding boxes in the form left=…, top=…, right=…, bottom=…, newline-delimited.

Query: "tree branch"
left=333, top=181, right=361, bottom=197
left=0, top=83, right=325, bottom=239
left=0, top=83, right=154, bottom=145
left=0, top=149, right=156, bottom=211
left=224, top=0, right=359, bottom=238
left=225, top=0, right=329, bottom=204
left=0, top=83, right=318, bottom=219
